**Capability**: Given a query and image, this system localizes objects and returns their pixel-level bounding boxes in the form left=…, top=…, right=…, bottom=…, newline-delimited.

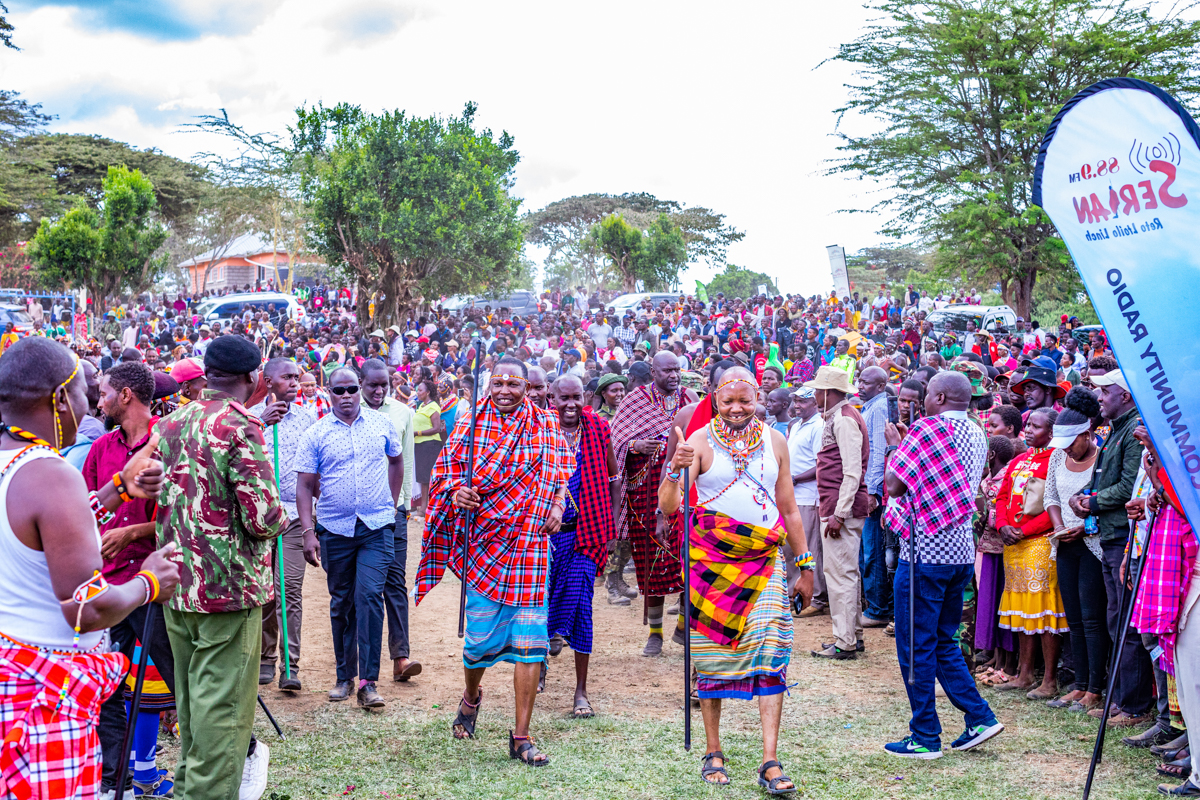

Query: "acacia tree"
left=294, top=102, right=524, bottom=325
left=28, top=166, right=168, bottom=311
left=706, top=264, right=779, bottom=299
left=827, top=0, right=1200, bottom=317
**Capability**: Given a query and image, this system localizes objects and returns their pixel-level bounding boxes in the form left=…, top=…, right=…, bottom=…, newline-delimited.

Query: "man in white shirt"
left=586, top=312, right=613, bottom=351
left=871, top=289, right=890, bottom=321
left=573, top=286, right=589, bottom=314
left=249, top=358, right=319, bottom=690
left=917, top=290, right=935, bottom=313
left=524, top=322, right=549, bottom=358
left=360, top=359, right=422, bottom=683
left=193, top=325, right=214, bottom=357
left=788, top=387, right=827, bottom=616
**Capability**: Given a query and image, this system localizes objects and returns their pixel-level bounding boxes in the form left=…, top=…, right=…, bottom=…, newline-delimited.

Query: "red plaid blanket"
left=0, top=643, right=126, bottom=800
left=415, top=396, right=571, bottom=608
left=573, top=409, right=617, bottom=567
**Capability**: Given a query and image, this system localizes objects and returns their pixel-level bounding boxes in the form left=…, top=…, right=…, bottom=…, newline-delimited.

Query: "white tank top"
left=696, top=426, right=781, bottom=524
left=0, top=447, right=104, bottom=650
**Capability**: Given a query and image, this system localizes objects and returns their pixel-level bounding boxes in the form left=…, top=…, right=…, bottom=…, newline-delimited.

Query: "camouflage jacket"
left=156, top=389, right=287, bottom=613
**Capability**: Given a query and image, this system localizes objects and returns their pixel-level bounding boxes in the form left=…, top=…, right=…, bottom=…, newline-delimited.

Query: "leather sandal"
left=701, top=751, right=729, bottom=785
left=452, top=690, right=481, bottom=740
left=757, top=760, right=796, bottom=795
left=509, top=730, right=550, bottom=766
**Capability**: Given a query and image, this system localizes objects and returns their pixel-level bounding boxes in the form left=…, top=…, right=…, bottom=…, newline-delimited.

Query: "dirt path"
left=258, top=514, right=898, bottom=723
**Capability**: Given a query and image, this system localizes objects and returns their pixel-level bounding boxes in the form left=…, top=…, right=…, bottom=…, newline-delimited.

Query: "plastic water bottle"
left=1081, top=489, right=1098, bottom=535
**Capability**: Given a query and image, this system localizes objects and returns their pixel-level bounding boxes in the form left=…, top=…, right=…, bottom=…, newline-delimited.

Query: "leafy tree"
left=705, top=264, right=779, bottom=299
left=525, top=192, right=742, bottom=291
left=826, top=0, right=1200, bottom=317
left=2, top=133, right=208, bottom=244
left=28, top=166, right=168, bottom=310
left=585, top=213, right=687, bottom=293
left=293, top=101, right=524, bottom=325
left=0, top=2, right=17, bottom=50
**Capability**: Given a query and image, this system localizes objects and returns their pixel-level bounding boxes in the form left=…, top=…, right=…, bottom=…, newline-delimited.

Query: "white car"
left=607, top=292, right=680, bottom=316
left=194, top=292, right=305, bottom=328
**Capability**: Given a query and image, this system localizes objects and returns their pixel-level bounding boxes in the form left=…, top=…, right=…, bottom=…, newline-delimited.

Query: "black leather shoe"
left=279, top=675, right=301, bottom=692
left=1126, top=726, right=1186, bottom=749
left=258, top=664, right=275, bottom=685
left=821, top=639, right=865, bottom=653
left=357, top=681, right=385, bottom=708
left=328, top=680, right=354, bottom=702
left=811, top=644, right=857, bottom=660
left=1158, top=780, right=1200, bottom=796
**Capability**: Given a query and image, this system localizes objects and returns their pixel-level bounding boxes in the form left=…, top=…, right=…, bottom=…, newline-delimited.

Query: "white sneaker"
left=239, top=740, right=269, bottom=800
left=98, top=790, right=135, bottom=800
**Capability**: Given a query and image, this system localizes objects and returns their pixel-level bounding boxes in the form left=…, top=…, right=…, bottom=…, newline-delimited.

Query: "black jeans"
left=1100, top=540, right=1154, bottom=715
left=384, top=506, right=411, bottom=661
left=1055, top=539, right=1109, bottom=694
left=98, top=603, right=174, bottom=790
left=319, top=519, right=394, bottom=683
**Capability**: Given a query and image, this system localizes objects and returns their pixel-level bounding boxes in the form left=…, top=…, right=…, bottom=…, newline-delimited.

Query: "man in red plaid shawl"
left=414, top=357, right=570, bottom=767
left=541, top=374, right=620, bottom=718
left=0, top=338, right=180, bottom=800
left=610, top=351, right=698, bottom=656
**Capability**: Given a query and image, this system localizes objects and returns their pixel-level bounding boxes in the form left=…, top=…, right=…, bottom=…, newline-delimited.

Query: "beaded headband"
left=715, top=377, right=757, bottom=392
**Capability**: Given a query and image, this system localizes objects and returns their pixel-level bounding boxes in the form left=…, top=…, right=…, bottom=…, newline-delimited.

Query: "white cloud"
left=1, top=0, right=895, bottom=294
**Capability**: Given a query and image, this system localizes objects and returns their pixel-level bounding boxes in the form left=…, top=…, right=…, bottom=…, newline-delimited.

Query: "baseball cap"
left=1091, top=368, right=1130, bottom=392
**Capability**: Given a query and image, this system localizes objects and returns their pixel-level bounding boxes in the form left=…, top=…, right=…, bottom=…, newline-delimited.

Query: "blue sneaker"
left=950, top=721, right=1005, bottom=751
left=883, top=735, right=943, bottom=760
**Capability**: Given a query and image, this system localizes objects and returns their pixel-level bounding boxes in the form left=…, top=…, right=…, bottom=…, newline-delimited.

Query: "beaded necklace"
left=703, top=417, right=774, bottom=519
left=648, top=383, right=679, bottom=416
left=3, top=425, right=55, bottom=450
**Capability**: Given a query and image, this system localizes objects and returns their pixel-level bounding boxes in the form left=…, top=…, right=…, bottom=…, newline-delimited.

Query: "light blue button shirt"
left=294, top=406, right=403, bottom=537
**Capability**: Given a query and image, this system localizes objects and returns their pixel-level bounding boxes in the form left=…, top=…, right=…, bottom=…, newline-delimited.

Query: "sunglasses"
left=330, top=385, right=360, bottom=396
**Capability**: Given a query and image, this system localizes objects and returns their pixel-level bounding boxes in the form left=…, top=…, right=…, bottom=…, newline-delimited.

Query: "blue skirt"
left=463, top=588, right=549, bottom=669
left=547, top=525, right=597, bottom=654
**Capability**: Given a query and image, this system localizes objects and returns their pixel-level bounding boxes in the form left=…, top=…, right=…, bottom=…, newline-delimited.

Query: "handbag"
left=1021, top=476, right=1047, bottom=518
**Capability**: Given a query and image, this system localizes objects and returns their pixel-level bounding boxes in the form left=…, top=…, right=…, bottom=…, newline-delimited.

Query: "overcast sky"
left=1, top=0, right=895, bottom=295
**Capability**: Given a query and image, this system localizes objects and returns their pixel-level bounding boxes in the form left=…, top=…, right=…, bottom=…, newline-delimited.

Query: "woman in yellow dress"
left=994, top=408, right=1068, bottom=699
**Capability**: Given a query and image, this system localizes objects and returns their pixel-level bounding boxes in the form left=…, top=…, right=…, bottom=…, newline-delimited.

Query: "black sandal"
left=757, top=760, right=796, bottom=795
left=452, top=690, right=481, bottom=740
left=701, top=751, right=729, bottom=785
left=509, top=730, right=550, bottom=766
left=1159, top=757, right=1193, bottom=780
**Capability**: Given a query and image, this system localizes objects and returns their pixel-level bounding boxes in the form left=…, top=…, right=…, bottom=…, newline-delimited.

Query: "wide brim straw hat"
left=802, top=366, right=854, bottom=394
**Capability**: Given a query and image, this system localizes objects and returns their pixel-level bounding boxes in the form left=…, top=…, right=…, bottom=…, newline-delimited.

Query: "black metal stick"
left=257, top=694, right=285, bottom=740
left=682, top=467, right=692, bottom=752
left=114, top=606, right=155, bottom=796
left=456, top=337, right=484, bottom=639
left=906, top=405, right=917, bottom=685
left=1082, top=511, right=1156, bottom=800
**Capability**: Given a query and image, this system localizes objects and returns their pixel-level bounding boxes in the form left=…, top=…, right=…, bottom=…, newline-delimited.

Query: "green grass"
left=188, top=680, right=1172, bottom=800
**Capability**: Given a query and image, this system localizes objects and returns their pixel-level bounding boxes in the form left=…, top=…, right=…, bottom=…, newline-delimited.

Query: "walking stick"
left=272, top=421, right=291, bottom=682
left=257, top=694, right=286, bottom=740
left=1082, top=510, right=1157, bottom=800
left=682, top=467, right=692, bottom=752
left=114, top=606, right=156, bottom=797
left=905, top=406, right=917, bottom=686
left=456, top=337, right=484, bottom=639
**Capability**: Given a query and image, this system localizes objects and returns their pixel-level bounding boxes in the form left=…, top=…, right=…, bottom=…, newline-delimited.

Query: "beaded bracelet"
left=87, top=491, right=116, bottom=526
left=134, top=573, right=153, bottom=605
left=794, top=551, right=815, bottom=572
left=135, top=570, right=160, bottom=604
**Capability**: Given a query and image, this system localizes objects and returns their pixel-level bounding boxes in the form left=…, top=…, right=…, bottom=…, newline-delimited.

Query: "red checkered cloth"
left=884, top=415, right=976, bottom=538
left=1131, top=504, right=1197, bottom=676
left=610, top=385, right=687, bottom=596
left=415, top=396, right=571, bottom=608
left=0, top=642, right=126, bottom=800
left=573, top=408, right=617, bottom=568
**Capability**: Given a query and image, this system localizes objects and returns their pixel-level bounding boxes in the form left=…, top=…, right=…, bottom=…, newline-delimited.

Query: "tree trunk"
left=1010, top=268, right=1037, bottom=319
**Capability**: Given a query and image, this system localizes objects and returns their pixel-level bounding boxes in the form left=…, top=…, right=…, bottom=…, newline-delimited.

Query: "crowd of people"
left=2, top=278, right=1198, bottom=799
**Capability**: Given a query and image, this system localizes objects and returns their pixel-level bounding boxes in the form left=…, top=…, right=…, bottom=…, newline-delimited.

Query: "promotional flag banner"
left=1033, top=78, right=1200, bottom=539
left=826, top=245, right=851, bottom=298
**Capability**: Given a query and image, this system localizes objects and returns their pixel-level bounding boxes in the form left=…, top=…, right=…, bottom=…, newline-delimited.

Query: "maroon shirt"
left=81, top=419, right=158, bottom=584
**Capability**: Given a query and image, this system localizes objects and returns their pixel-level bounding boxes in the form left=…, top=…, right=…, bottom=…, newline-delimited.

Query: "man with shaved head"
left=883, top=369, right=1000, bottom=759
left=540, top=373, right=620, bottom=717
left=610, top=351, right=698, bottom=655
left=526, top=366, right=550, bottom=410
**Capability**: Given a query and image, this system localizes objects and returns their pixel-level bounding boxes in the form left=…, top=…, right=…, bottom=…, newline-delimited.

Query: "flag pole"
left=682, top=465, right=692, bottom=752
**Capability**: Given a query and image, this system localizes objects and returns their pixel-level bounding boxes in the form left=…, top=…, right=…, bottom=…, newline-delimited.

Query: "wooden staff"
left=456, top=336, right=484, bottom=638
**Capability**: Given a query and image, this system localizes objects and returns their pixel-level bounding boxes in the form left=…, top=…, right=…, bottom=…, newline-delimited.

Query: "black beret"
left=152, top=371, right=180, bottom=401
left=204, top=335, right=262, bottom=375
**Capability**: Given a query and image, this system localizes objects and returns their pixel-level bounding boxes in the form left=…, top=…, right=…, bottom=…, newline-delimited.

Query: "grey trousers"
left=261, top=519, right=304, bottom=675
left=799, top=503, right=826, bottom=606
left=822, top=515, right=865, bottom=651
